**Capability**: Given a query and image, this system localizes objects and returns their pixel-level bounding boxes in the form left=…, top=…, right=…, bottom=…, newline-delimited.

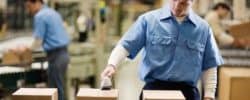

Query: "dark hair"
left=213, top=2, right=231, bottom=11
left=26, top=0, right=43, bottom=3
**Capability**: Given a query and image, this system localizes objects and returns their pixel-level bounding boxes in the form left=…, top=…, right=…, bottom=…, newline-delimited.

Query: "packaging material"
left=2, top=48, right=32, bottom=66
left=12, top=88, right=58, bottom=100
left=20, top=49, right=32, bottom=65
left=143, top=90, right=185, bottom=100
left=228, top=22, right=250, bottom=39
left=2, top=51, right=20, bottom=65
left=77, top=88, right=118, bottom=100
left=219, top=67, right=250, bottom=100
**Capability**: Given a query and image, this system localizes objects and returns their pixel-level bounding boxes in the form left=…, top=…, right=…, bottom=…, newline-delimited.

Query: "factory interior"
left=0, top=0, right=250, bottom=100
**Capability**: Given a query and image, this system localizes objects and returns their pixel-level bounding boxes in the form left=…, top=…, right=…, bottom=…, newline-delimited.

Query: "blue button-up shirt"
left=33, top=5, right=70, bottom=51
left=119, top=6, right=224, bottom=86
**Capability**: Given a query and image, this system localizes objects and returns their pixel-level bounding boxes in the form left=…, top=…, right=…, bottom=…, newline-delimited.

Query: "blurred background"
left=0, top=0, right=250, bottom=100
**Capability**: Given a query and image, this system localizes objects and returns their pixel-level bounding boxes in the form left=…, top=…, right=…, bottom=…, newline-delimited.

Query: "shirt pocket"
left=146, top=35, right=175, bottom=67
left=151, top=35, right=172, bottom=45
left=179, top=40, right=205, bottom=67
left=168, top=40, right=205, bottom=82
left=186, top=40, right=205, bottom=53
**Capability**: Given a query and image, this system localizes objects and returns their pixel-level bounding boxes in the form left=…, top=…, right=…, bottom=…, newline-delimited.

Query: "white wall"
left=234, top=0, right=250, bottom=20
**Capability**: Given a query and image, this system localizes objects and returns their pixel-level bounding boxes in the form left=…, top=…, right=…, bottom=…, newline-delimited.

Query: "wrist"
left=107, top=64, right=117, bottom=70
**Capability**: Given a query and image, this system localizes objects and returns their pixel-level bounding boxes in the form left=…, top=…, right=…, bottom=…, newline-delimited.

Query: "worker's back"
left=33, top=5, right=70, bottom=51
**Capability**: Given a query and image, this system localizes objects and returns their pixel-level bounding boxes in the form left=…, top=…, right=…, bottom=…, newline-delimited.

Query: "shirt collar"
left=160, top=5, right=172, bottom=20
left=37, top=5, right=48, bottom=13
left=160, top=5, right=198, bottom=26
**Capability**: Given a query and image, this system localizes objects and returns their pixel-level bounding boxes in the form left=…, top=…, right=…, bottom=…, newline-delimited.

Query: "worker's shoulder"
left=35, top=7, right=60, bottom=20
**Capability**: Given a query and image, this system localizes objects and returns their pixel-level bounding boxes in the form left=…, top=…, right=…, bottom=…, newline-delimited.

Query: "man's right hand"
left=101, top=64, right=116, bottom=80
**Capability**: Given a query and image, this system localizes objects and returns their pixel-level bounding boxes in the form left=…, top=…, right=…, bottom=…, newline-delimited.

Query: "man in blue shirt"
left=25, top=0, right=70, bottom=100
left=101, top=0, right=223, bottom=100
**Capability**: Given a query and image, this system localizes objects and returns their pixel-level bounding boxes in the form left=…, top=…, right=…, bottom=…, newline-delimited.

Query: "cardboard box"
left=12, top=88, right=58, bottom=100
left=229, top=22, right=250, bottom=38
left=2, top=51, right=21, bottom=65
left=2, top=49, right=32, bottom=66
left=143, top=90, right=185, bottom=100
left=77, top=88, right=118, bottom=100
left=19, top=49, right=32, bottom=65
left=219, top=67, right=250, bottom=100
left=228, top=22, right=250, bottom=47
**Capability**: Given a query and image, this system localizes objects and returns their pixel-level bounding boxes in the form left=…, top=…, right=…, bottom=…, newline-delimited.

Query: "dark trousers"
left=47, top=46, right=69, bottom=100
left=140, top=80, right=200, bottom=100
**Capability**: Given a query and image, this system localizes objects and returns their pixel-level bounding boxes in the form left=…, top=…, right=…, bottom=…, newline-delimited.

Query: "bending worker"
left=101, top=0, right=223, bottom=100
left=24, top=0, right=70, bottom=100
left=205, top=3, right=246, bottom=48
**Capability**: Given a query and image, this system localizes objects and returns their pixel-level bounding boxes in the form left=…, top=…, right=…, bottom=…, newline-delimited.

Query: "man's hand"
left=101, top=64, right=116, bottom=80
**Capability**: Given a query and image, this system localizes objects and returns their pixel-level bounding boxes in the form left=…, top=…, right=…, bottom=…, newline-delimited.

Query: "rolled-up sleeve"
left=202, top=28, right=224, bottom=71
left=33, top=16, right=46, bottom=40
left=119, top=15, right=147, bottom=59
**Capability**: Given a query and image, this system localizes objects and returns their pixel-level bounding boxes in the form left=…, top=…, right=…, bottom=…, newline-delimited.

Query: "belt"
left=46, top=46, right=68, bottom=55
